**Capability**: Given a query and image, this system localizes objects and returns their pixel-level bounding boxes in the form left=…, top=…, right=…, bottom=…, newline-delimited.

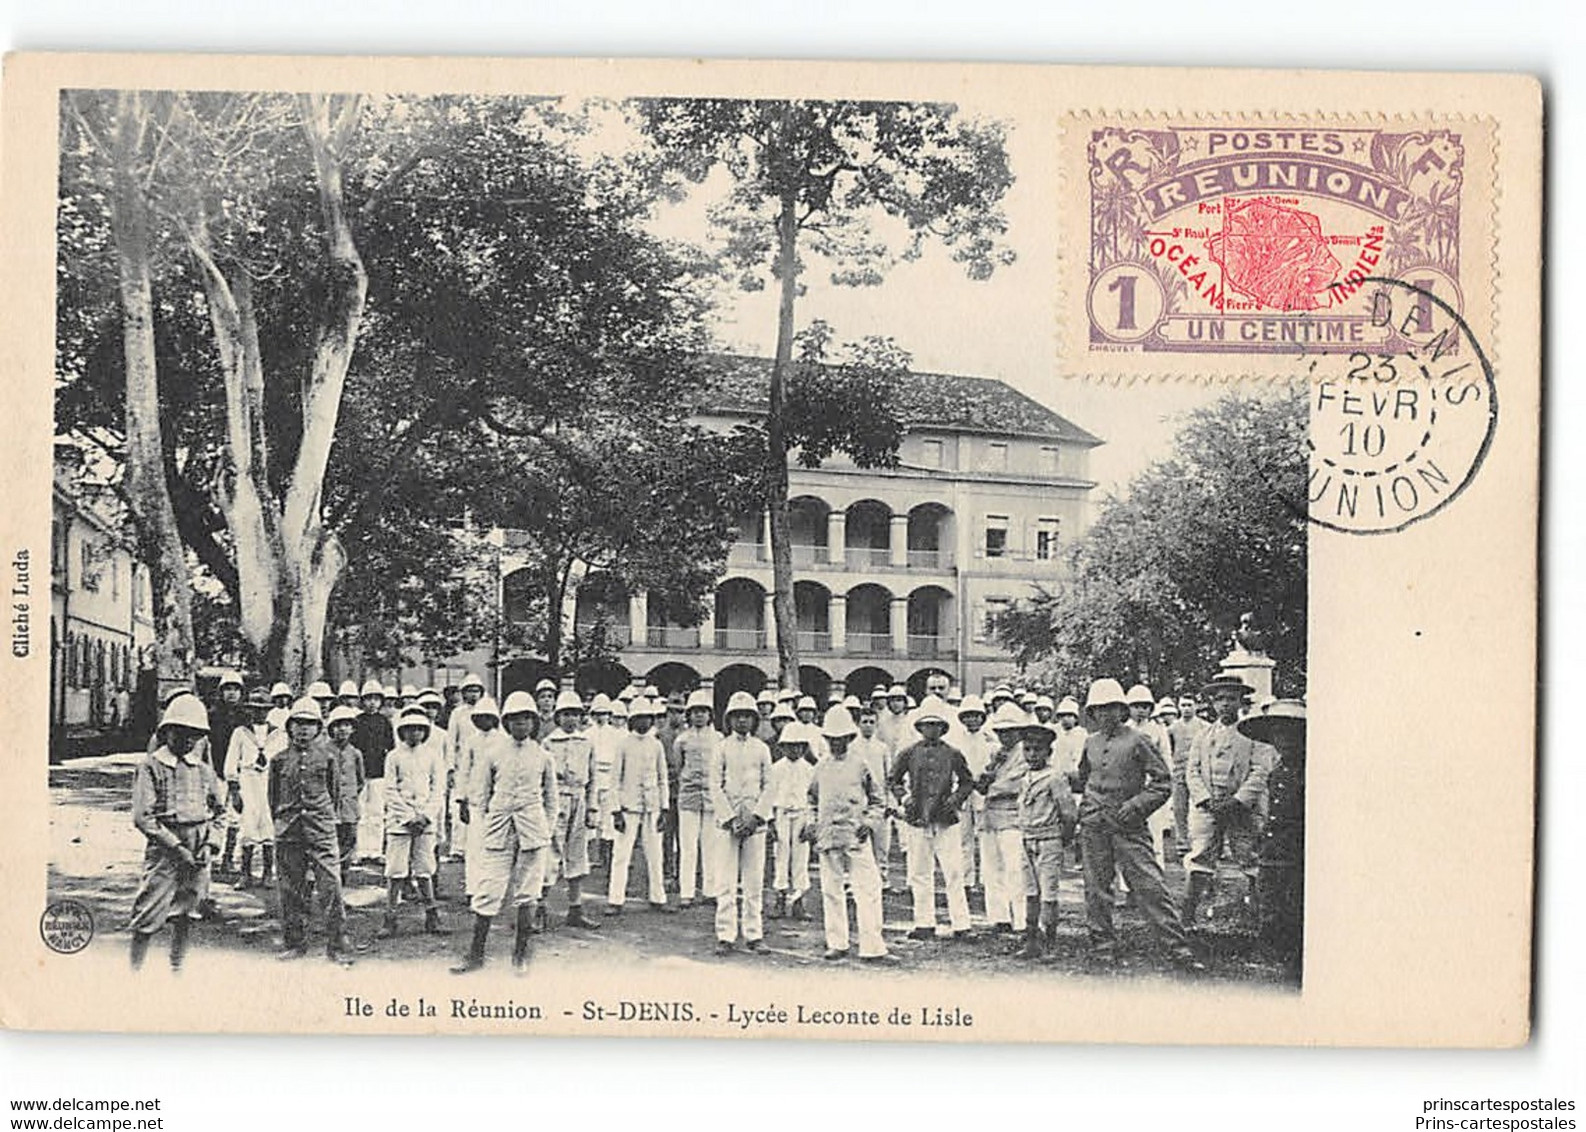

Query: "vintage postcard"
left=0, top=53, right=1540, bottom=1045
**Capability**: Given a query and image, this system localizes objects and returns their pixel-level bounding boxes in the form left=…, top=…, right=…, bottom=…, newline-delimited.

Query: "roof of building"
left=693, top=354, right=1104, bottom=447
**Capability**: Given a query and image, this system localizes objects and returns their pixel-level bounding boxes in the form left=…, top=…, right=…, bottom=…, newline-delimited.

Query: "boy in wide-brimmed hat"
left=1074, top=679, right=1201, bottom=970
left=128, top=694, right=226, bottom=970
left=540, top=690, right=600, bottom=928
left=325, top=704, right=365, bottom=884
left=1238, top=699, right=1306, bottom=979
left=769, top=722, right=817, bottom=920
left=1016, top=720, right=1078, bottom=959
left=1182, top=674, right=1272, bottom=928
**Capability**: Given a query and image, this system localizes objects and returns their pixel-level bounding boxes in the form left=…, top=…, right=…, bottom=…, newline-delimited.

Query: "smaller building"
left=50, top=457, right=155, bottom=756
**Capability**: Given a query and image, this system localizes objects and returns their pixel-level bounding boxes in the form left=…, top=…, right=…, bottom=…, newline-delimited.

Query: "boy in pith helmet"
left=353, top=681, right=395, bottom=866
left=542, top=690, right=601, bottom=929
left=129, top=694, right=225, bottom=971
left=378, top=706, right=445, bottom=939
left=1074, top=680, right=1200, bottom=970
left=768, top=721, right=817, bottom=920
left=270, top=697, right=358, bottom=965
left=674, top=688, right=721, bottom=908
left=711, top=692, right=774, bottom=954
left=455, top=695, right=503, bottom=901
left=606, top=698, right=672, bottom=915
left=325, top=704, right=365, bottom=885
left=805, top=704, right=890, bottom=962
left=453, top=691, right=557, bottom=973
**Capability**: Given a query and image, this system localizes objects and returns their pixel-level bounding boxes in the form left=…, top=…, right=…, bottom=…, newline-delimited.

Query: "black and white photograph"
left=0, top=51, right=1539, bottom=1051
left=45, top=84, right=1310, bottom=994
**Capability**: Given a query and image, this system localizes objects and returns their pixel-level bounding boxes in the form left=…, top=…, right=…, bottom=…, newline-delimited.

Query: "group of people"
left=125, top=666, right=1305, bottom=980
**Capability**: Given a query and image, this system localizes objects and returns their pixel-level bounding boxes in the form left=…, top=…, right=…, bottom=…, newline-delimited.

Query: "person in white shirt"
left=848, top=704, right=893, bottom=879
left=456, top=696, right=503, bottom=902
left=587, top=693, right=623, bottom=870
left=710, top=692, right=774, bottom=953
left=223, top=688, right=276, bottom=889
left=379, top=706, right=446, bottom=939
left=978, top=703, right=1032, bottom=936
left=769, top=722, right=817, bottom=920
left=806, top=705, right=890, bottom=962
left=1127, top=684, right=1175, bottom=867
left=606, top=698, right=672, bottom=914
left=956, top=694, right=995, bottom=898
left=446, top=673, right=487, bottom=857
left=452, top=692, right=557, bottom=973
left=674, top=689, right=721, bottom=908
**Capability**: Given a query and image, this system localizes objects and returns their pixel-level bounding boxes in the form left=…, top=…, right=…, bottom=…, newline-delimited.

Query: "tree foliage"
left=996, top=386, right=1309, bottom=697
left=637, top=97, right=1015, bottom=687
left=56, top=91, right=745, bottom=681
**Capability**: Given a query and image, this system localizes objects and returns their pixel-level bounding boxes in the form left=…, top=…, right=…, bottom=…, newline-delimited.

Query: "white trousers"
left=820, top=846, right=887, bottom=957
left=356, top=778, right=386, bottom=860
left=677, top=808, right=715, bottom=901
left=713, top=826, right=767, bottom=943
left=980, top=826, right=1029, bottom=929
left=907, top=823, right=971, bottom=934
left=773, top=810, right=811, bottom=899
left=609, top=811, right=665, bottom=907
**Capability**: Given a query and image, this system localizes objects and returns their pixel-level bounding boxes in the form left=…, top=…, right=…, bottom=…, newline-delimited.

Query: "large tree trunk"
left=196, top=94, right=367, bottom=688
left=187, top=228, right=285, bottom=661
left=111, top=91, right=195, bottom=699
left=766, top=177, right=802, bottom=693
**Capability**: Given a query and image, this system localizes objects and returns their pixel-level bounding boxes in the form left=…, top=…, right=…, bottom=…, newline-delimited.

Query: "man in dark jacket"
left=887, top=695, right=975, bottom=940
left=1075, top=678, right=1201, bottom=970
left=206, top=670, right=250, bottom=879
left=270, top=698, right=357, bottom=965
left=352, top=685, right=395, bottom=864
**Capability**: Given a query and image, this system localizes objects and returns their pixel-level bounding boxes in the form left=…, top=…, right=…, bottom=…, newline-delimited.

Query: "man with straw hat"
left=887, top=695, right=976, bottom=940
left=223, top=686, right=276, bottom=890
left=1074, top=679, right=1201, bottom=970
left=1238, top=699, right=1306, bottom=979
left=1182, top=674, right=1272, bottom=929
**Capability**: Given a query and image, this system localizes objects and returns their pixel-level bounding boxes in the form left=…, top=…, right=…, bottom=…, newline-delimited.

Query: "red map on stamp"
left=1205, top=199, right=1342, bottom=311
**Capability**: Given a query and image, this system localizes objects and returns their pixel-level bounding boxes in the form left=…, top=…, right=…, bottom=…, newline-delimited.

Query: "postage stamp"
left=1069, top=117, right=1495, bottom=371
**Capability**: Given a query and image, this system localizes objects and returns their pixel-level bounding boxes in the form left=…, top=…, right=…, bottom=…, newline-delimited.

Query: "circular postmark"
left=40, top=899, right=95, bottom=954
left=1298, top=277, right=1496, bottom=535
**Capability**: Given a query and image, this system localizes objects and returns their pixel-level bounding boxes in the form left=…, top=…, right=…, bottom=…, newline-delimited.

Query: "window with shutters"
left=921, top=438, right=944, bottom=468
left=1039, top=445, right=1061, bottom=475
left=982, top=441, right=1009, bottom=471
left=1035, top=517, right=1061, bottom=561
left=980, top=597, right=1011, bottom=642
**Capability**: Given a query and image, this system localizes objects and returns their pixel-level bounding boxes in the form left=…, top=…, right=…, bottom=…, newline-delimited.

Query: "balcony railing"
left=790, top=544, right=827, bottom=567
left=844, top=546, right=892, bottom=569
left=728, top=541, right=768, bottom=565
left=795, top=630, right=832, bottom=653
left=907, top=549, right=949, bottom=570
left=907, top=634, right=957, bottom=659
left=574, top=624, right=632, bottom=647
left=714, top=627, right=767, bottom=652
left=644, top=626, right=701, bottom=648
left=844, top=632, right=895, bottom=657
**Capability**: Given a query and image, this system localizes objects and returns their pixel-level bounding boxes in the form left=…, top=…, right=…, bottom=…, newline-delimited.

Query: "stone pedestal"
left=1219, top=648, right=1275, bottom=700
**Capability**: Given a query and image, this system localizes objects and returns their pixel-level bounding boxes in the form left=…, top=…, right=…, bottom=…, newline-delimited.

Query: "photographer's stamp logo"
left=40, top=899, right=94, bottom=954
left=1087, top=123, right=1466, bottom=354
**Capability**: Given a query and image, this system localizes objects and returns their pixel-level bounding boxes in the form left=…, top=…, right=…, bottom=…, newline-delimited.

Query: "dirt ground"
left=46, top=754, right=1296, bottom=988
